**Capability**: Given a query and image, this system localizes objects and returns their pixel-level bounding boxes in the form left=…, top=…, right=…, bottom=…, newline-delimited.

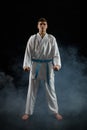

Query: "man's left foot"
left=55, top=113, right=63, bottom=120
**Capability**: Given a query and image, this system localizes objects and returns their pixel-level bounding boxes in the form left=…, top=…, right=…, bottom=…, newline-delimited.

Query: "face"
left=37, top=21, right=48, bottom=33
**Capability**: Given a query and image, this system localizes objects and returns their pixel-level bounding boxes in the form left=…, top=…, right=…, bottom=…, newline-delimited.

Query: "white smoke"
left=0, top=45, right=87, bottom=130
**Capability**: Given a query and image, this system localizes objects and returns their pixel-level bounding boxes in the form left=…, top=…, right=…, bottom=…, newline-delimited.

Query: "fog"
left=0, top=45, right=87, bottom=130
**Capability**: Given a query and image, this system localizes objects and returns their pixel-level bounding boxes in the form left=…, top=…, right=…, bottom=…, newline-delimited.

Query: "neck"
left=39, top=32, right=46, bottom=38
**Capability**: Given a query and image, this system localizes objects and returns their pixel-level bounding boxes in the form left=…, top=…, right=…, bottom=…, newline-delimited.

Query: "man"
left=22, top=17, right=63, bottom=120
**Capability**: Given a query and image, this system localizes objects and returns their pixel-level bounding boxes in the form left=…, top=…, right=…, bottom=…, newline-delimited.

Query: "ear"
left=37, top=24, right=39, bottom=29
left=47, top=24, right=48, bottom=29
left=46, top=24, right=48, bottom=30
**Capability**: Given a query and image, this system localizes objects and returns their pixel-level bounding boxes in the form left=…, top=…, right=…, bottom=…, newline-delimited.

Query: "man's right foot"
left=55, top=113, right=63, bottom=120
left=22, top=114, right=29, bottom=120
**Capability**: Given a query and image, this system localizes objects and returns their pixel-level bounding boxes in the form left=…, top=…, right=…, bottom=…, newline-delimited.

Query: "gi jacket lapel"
left=35, top=33, right=48, bottom=58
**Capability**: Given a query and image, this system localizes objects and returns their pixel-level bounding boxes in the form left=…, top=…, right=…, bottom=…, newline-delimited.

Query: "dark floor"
left=0, top=84, right=87, bottom=130
left=0, top=110, right=87, bottom=130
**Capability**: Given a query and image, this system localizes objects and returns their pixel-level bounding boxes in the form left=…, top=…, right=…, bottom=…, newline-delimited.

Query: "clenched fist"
left=23, top=67, right=30, bottom=72
left=53, top=65, right=60, bottom=71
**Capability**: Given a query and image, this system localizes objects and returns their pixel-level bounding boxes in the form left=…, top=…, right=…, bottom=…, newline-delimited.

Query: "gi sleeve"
left=52, top=37, right=61, bottom=68
left=23, top=36, right=32, bottom=68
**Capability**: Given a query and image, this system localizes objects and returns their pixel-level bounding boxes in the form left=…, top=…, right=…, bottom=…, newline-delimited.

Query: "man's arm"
left=23, top=36, right=32, bottom=71
left=52, top=37, right=61, bottom=71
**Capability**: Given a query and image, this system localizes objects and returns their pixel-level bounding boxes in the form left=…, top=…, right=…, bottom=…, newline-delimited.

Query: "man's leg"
left=44, top=77, right=63, bottom=120
left=22, top=78, right=40, bottom=120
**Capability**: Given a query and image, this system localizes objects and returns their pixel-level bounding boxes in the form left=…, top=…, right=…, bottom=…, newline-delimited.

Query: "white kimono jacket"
left=23, top=33, right=61, bottom=80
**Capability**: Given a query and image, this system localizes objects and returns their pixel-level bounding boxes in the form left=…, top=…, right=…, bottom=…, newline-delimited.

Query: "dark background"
left=1, top=0, right=83, bottom=74
left=1, top=1, right=87, bottom=130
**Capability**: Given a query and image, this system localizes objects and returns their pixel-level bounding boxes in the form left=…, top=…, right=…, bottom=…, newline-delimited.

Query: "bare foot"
left=22, top=114, right=29, bottom=120
left=55, top=113, right=63, bottom=120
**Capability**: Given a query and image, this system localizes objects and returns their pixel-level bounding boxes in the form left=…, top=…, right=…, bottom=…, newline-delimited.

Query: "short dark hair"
left=37, top=17, right=47, bottom=23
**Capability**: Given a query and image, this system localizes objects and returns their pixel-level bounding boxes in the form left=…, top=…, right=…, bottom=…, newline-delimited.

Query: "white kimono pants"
left=25, top=74, right=58, bottom=115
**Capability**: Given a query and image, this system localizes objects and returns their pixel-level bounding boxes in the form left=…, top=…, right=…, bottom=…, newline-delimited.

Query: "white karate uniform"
left=23, top=33, right=61, bottom=115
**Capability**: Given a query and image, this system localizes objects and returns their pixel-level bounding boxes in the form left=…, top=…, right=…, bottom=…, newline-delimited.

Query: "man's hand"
left=53, top=65, right=60, bottom=71
left=23, top=67, right=30, bottom=72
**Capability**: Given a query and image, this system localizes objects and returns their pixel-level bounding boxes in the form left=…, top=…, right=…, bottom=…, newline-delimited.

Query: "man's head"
left=37, top=17, right=48, bottom=34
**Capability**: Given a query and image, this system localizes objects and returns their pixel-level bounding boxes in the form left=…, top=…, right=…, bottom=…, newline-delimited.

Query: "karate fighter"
left=22, top=18, right=63, bottom=120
